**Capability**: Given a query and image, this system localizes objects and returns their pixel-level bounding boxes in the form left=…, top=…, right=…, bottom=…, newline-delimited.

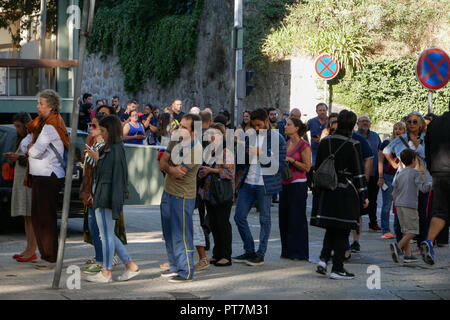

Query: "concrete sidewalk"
left=0, top=202, right=449, bottom=300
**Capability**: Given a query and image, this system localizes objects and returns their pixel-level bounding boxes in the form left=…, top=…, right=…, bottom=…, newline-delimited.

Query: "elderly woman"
left=383, top=112, right=430, bottom=250
left=20, top=89, right=69, bottom=269
left=6, top=112, right=36, bottom=262
left=311, top=110, right=369, bottom=280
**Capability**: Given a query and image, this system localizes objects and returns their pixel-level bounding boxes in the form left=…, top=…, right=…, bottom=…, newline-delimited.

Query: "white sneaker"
left=160, top=271, right=178, bottom=278
left=86, top=271, right=112, bottom=283
left=117, top=269, right=140, bottom=281
left=315, top=260, right=327, bottom=275
left=330, top=270, right=355, bottom=280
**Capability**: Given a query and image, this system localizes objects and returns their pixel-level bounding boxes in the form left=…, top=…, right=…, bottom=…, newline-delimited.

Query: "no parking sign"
left=314, top=54, right=340, bottom=80
left=416, top=48, right=450, bottom=90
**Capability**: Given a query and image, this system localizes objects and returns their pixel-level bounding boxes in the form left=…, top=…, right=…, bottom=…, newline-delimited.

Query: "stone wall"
left=81, top=0, right=334, bottom=124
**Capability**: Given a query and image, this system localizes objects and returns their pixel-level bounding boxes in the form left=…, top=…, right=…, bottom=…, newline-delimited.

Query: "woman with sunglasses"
left=123, top=110, right=145, bottom=145
left=383, top=112, right=431, bottom=251
left=80, top=114, right=106, bottom=272
left=86, top=115, right=140, bottom=283
left=320, top=112, right=339, bottom=140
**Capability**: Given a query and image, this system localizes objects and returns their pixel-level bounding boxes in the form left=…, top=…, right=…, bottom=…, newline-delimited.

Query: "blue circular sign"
left=315, top=54, right=339, bottom=80
left=416, top=48, right=450, bottom=90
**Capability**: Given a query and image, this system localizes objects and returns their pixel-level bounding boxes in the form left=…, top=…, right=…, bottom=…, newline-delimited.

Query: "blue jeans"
left=380, top=173, right=394, bottom=234
left=234, top=183, right=272, bottom=256
left=160, top=192, right=195, bottom=280
left=88, top=208, right=103, bottom=263
left=95, top=208, right=131, bottom=270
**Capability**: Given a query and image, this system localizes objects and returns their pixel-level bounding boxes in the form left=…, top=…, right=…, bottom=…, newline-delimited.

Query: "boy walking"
left=390, top=149, right=432, bottom=263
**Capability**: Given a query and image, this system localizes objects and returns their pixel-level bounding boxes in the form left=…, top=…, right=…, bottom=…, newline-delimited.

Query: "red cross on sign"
left=416, top=48, right=450, bottom=91
left=314, top=54, right=340, bottom=80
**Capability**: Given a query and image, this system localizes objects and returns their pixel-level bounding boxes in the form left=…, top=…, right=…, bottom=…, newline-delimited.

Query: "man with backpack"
left=311, top=110, right=369, bottom=280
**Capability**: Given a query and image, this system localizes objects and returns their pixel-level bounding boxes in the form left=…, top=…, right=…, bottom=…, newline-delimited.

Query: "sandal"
left=159, top=262, right=170, bottom=270
left=86, top=258, right=96, bottom=265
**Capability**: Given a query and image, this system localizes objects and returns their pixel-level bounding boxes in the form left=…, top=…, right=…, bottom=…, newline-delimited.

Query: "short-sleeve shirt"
left=357, top=129, right=381, bottom=176
left=383, top=132, right=431, bottom=183
left=164, top=139, right=202, bottom=199
left=351, top=132, right=374, bottom=164
left=307, top=117, right=327, bottom=155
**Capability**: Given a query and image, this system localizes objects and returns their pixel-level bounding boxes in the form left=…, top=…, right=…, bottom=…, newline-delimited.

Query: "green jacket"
left=93, top=142, right=128, bottom=220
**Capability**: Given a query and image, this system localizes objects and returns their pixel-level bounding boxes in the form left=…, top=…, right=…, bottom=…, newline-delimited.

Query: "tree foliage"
left=333, top=58, right=450, bottom=124
left=87, top=0, right=203, bottom=94
left=0, top=0, right=57, bottom=46
left=260, top=0, right=449, bottom=72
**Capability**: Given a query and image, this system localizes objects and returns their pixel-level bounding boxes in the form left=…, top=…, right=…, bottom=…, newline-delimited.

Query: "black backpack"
left=313, top=137, right=350, bottom=191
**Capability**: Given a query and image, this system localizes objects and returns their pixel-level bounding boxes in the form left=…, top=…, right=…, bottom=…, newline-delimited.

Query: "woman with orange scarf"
left=20, top=89, right=69, bottom=270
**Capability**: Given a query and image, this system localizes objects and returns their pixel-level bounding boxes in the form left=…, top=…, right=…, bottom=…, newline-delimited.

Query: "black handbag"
left=209, top=173, right=233, bottom=206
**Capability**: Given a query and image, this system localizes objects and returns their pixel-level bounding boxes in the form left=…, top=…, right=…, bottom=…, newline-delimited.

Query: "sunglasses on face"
left=89, top=123, right=97, bottom=129
left=407, top=119, right=419, bottom=125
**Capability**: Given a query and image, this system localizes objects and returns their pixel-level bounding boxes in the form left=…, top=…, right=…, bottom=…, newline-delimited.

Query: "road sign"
left=314, top=54, right=340, bottom=80
left=416, top=48, right=450, bottom=90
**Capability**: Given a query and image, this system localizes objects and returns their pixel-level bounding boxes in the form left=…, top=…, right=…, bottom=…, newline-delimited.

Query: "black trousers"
left=361, top=175, right=380, bottom=227
left=31, top=173, right=64, bottom=263
left=320, top=228, right=350, bottom=272
left=205, top=200, right=233, bottom=261
left=279, top=182, right=309, bottom=260
left=417, top=191, right=430, bottom=248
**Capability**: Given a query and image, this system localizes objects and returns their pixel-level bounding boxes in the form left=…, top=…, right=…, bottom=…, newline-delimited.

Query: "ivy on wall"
left=87, top=0, right=204, bottom=94
left=333, top=58, right=450, bottom=124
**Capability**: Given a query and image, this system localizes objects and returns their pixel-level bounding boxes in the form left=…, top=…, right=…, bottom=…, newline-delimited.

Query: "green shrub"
left=333, top=58, right=450, bottom=124
left=87, top=0, right=203, bottom=94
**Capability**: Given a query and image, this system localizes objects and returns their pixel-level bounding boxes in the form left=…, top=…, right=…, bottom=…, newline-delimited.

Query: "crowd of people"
left=6, top=89, right=449, bottom=284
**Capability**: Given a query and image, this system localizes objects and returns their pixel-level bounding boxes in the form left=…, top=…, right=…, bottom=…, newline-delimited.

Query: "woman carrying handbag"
left=198, top=123, right=235, bottom=267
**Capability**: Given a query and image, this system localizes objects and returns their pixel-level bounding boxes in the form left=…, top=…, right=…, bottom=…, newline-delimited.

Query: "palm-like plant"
left=304, top=27, right=370, bottom=73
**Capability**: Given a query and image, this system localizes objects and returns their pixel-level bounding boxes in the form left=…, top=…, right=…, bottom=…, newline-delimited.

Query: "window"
left=0, top=67, right=56, bottom=96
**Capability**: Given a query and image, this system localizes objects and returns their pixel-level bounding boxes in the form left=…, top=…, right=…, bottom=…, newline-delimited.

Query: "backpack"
left=49, top=143, right=70, bottom=171
left=313, top=137, right=350, bottom=191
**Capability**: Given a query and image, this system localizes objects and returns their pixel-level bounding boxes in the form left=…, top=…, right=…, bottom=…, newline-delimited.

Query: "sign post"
left=415, top=48, right=450, bottom=114
left=314, top=53, right=339, bottom=115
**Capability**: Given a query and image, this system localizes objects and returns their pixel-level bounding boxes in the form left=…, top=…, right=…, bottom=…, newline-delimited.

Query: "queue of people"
left=7, top=90, right=449, bottom=284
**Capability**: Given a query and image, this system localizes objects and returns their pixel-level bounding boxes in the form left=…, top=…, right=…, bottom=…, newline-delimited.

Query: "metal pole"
left=428, top=90, right=433, bottom=114
left=230, top=27, right=236, bottom=128
left=323, top=80, right=327, bottom=105
left=328, top=81, right=332, bottom=115
left=39, top=0, right=47, bottom=90
left=233, top=0, right=243, bottom=129
left=52, top=0, right=96, bottom=289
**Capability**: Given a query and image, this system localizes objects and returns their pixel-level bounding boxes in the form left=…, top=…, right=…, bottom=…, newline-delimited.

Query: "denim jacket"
left=237, top=129, right=287, bottom=195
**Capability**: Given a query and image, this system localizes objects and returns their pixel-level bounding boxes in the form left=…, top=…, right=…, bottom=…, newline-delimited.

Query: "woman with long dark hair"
left=279, top=118, right=311, bottom=260
left=311, top=110, right=369, bottom=280
left=6, top=112, right=36, bottom=262
left=85, top=115, right=139, bottom=283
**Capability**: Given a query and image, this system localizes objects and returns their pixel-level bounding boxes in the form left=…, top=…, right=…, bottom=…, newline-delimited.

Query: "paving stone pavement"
left=0, top=196, right=449, bottom=300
